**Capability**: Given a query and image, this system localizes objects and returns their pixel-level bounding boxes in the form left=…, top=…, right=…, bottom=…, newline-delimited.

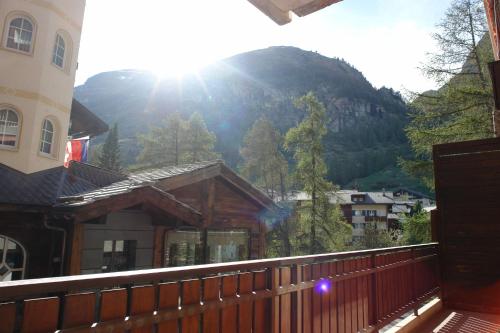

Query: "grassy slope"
left=345, top=165, right=433, bottom=196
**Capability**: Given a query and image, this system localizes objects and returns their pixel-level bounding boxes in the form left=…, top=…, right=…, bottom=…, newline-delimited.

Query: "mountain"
left=74, top=46, right=416, bottom=187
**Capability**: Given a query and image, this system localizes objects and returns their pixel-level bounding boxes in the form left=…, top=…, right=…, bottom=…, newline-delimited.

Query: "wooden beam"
left=201, top=179, right=216, bottom=227
left=292, top=0, right=342, bottom=17
left=247, top=0, right=292, bottom=25
left=68, top=224, right=83, bottom=275
left=153, top=226, right=166, bottom=268
left=156, top=165, right=221, bottom=192
left=70, top=187, right=202, bottom=226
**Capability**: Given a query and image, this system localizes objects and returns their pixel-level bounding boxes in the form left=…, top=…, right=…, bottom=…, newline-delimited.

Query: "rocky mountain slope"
left=74, top=46, right=414, bottom=187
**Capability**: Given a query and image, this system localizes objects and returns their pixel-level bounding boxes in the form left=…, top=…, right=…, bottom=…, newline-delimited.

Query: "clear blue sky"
left=76, top=0, right=454, bottom=93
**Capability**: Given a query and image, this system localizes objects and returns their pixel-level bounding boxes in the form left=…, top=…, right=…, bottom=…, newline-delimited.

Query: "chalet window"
left=39, top=118, right=54, bottom=155
left=5, top=16, right=34, bottom=53
left=52, top=34, right=65, bottom=68
left=101, top=240, right=136, bottom=272
left=207, top=229, right=249, bottom=263
left=0, top=108, right=20, bottom=148
left=0, top=235, right=26, bottom=281
left=164, top=230, right=203, bottom=267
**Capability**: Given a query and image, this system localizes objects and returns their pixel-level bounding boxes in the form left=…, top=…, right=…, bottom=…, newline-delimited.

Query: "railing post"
left=411, top=248, right=419, bottom=316
left=370, top=253, right=379, bottom=333
left=271, top=267, right=280, bottom=333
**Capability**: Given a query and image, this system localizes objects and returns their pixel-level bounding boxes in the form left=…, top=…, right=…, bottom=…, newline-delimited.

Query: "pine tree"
left=240, top=117, right=288, bottom=200
left=401, top=0, right=494, bottom=189
left=182, top=112, right=219, bottom=163
left=137, top=112, right=187, bottom=167
left=285, top=92, right=351, bottom=254
left=98, top=123, right=122, bottom=172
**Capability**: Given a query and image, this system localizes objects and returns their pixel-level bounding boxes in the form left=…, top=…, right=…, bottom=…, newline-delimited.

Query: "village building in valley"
left=0, top=0, right=275, bottom=281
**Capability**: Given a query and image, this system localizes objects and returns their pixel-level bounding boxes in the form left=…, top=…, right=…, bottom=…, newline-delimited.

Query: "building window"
left=102, top=240, right=136, bottom=272
left=52, top=34, right=65, bottom=68
left=39, top=118, right=54, bottom=155
left=5, top=16, right=34, bottom=53
left=207, top=229, right=249, bottom=264
left=0, top=235, right=26, bottom=281
left=0, top=108, right=20, bottom=148
left=164, top=230, right=202, bottom=267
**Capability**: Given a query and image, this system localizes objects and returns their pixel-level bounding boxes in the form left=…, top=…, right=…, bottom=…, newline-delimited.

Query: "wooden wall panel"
left=157, top=282, right=180, bottom=333
left=62, top=292, right=95, bottom=329
left=21, top=297, right=59, bottom=333
left=0, top=302, right=16, bottom=333
left=434, top=138, right=500, bottom=313
left=182, top=279, right=200, bottom=333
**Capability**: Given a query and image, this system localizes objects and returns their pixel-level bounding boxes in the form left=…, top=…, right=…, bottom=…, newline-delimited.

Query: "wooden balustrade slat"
left=21, top=297, right=59, bottom=333
left=320, top=262, right=330, bottom=333
left=302, top=264, right=312, bottom=333
left=344, top=259, right=353, bottom=333
left=329, top=262, right=338, bottom=333
left=311, top=263, right=321, bottom=333
left=362, top=257, right=369, bottom=329
left=130, top=285, right=155, bottom=333
left=350, top=259, right=358, bottom=333
left=157, top=282, right=179, bottom=333
left=356, top=259, right=363, bottom=330
left=239, top=272, right=253, bottom=333
left=100, top=288, right=127, bottom=333
left=280, top=267, right=292, bottom=333
left=181, top=279, right=200, bottom=333
left=202, top=276, right=220, bottom=333
left=0, top=302, right=16, bottom=333
left=337, top=261, right=345, bottom=333
left=62, top=292, right=95, bottom=329
left=253, top=270, right=268, bottom=333
left=221, top=274, right=238, bottom=333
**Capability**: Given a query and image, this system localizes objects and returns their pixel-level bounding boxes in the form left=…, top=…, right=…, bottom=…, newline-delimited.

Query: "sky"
left=76, top=0, right=454, bottom=93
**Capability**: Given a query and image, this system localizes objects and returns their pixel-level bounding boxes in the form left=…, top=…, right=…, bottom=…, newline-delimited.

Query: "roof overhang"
left=248, top=0, right=342, bottom=25
left=56, top=186, right=202, bottom=226
left=69, top=99, right=109, bottom=138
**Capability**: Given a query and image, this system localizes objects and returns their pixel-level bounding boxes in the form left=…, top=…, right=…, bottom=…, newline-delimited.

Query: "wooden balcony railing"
left=0, top=243, right=439, bottom=333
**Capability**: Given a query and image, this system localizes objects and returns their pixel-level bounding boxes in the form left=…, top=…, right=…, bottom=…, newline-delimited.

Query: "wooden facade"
left=434, top=137, right=500, bottom=314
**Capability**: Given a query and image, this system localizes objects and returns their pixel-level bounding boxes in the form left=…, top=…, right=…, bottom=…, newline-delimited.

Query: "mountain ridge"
left=74, top=46, right=418, bottom=188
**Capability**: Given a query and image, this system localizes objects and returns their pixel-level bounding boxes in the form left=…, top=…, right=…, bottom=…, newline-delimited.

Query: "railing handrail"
left=0, top=243, right=437, bottom=300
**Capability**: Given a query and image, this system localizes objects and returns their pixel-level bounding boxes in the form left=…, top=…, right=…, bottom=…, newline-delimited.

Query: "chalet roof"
left=57, top=160, right=276, bottom=211
left=0, top=162, right=125, bottom=206
left=286, top=190, right=395, bottom=205
left=248, top=0, right=342, bottom=25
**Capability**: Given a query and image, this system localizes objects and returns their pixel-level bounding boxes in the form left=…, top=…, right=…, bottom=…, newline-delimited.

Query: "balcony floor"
left=416, top=308, right=500, bottom=333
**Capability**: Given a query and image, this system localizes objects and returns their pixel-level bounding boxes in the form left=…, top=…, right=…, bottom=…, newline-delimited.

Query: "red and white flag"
left=64, top=137, right=89, bottom=168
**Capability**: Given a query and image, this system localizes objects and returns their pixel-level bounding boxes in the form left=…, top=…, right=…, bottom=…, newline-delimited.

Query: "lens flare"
left=315, top=280, right=331, bottom=294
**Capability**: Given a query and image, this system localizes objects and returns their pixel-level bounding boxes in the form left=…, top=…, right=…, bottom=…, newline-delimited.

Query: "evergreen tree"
left=353, top=221, right=401, bottom=250
left=401, top=202, right=431, bottom=245
left=98, top=123, right=121, bottom=172
left=285, top=92, right=351, bottom=254
left=401, top=0, right=494, bottom=189
left=182, top=112, right=219, bottom=163
left=240, top=117, right=289, bottom=200
left=137, top=112, right=187, bottom=167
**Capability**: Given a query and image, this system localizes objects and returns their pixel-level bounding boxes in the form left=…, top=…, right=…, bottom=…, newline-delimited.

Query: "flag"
left=64, top=137, right=90, bottom=167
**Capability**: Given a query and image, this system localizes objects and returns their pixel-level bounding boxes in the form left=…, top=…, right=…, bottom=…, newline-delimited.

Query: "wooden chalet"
left=0, top=160, right=276, bottom=279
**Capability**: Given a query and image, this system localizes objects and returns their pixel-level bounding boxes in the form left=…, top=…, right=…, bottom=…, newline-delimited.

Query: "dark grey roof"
left=0, top=162, right=125, bottom=206
left=288, top=190, right=395, bottom=205
left=129, top=160, right=220, bottom=183
left=56, top=160, right=221, bottom=208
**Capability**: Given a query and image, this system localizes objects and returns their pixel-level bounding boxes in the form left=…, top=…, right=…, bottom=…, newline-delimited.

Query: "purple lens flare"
left=314, top=279, right=331, bottom=294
